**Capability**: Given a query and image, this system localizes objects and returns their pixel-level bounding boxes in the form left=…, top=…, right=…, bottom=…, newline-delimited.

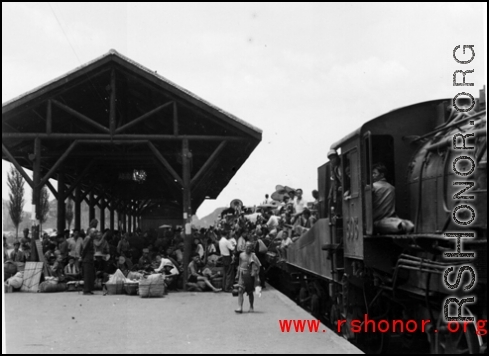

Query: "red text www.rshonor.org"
left=279, top=316, right=488, bottom=335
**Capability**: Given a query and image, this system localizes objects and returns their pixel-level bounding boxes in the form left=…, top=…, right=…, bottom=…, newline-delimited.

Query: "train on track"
left=269, top=87, right=487, bottom=354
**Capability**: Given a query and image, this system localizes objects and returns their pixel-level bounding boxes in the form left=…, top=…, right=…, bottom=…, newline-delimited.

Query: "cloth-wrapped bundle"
left=39, top=282, right=68, bottom=293
left=6, top=272, right=24, bottom=289
left=139, top=274, right=165, bottom=298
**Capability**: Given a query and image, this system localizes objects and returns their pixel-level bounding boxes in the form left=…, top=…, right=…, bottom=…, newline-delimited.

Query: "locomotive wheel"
left=432, top=318, right=480, bottom=354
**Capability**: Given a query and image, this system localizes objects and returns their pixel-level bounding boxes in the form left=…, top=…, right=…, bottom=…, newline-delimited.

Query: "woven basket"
left=124, top=282, right=139, bottom=295
left=211, top=277, right=223, bottom=289
left=4, top=262, right=17, bottom=277
left=105, top=283, right=125, bottom=295
left=139, top=276, right=165, bottom=298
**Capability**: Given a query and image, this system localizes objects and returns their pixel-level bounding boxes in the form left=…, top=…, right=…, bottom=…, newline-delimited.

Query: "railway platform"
left=3, top=284, right=362, bottom=354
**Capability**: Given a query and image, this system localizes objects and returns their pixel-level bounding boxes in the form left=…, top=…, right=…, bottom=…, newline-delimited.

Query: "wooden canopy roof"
left=2, top=49, right=262, bottom=219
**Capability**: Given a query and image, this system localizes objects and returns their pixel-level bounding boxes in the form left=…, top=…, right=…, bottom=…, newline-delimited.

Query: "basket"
left=211, top=277, right=223, bottom=289
left=139, top=275, right=165, bottom=298
left=4, top=262, right=18, bottom=279
left=105, top=283, right=125, bottom=295
left=124, top=282, right=139, bottom=295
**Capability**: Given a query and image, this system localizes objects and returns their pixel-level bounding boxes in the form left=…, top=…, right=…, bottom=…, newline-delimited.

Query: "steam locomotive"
left=270, top=88, right=487, bottom=354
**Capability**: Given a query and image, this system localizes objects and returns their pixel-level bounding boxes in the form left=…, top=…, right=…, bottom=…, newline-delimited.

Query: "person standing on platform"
left=235, top=242, right=261, bottom=313
left=219, top=227, right=235, bottom=292
left=81, top=228, right=96, bottom=295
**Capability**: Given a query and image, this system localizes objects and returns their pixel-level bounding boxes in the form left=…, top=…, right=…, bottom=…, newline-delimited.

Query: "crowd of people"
left=3, top=187, right=319, bottom=302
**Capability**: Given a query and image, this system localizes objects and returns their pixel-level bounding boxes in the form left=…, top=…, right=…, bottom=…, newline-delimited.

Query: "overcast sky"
left=2, top=2, right=487, bottom=222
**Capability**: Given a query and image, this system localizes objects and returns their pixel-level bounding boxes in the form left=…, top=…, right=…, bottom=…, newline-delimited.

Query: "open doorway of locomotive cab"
left=363, top=134, right=395, bottom=236
left=371, top=135, right=396, bottom=186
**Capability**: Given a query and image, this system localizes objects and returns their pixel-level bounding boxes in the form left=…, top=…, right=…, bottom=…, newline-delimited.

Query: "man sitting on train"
left=371, top=163, right=396, bottom=223
left=371, top=163, right=415, bottom=234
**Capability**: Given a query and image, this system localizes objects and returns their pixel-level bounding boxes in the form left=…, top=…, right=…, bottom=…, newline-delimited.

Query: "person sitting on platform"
left=9, top=241, right=25, bottom=263
left=117, top=233, right=131, bottom=257
left=64, top=257, right=81, bottom=282
left=193, top=237, right=205, bottom=260
left=138, top=248, right=153, bottom=272
left=51, top=256, right=66, bottom=282
left=187, top=253, right=221, bottom=293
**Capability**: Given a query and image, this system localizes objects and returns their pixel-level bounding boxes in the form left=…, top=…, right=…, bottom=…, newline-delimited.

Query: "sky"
left=2, top=2, right=487, bottom=222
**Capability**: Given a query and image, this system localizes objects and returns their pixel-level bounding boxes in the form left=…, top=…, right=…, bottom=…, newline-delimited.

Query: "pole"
left=182, top=138, right=192, bottom=290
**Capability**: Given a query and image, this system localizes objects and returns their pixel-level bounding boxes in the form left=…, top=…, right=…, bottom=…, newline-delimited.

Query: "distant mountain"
left=191, top=207, right=226, bottom=228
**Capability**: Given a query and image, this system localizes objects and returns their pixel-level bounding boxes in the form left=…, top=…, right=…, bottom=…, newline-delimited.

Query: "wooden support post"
left=89, top=191, right=96, bottom=222
left=46, top=100, right=52, bottom=134
left=32, top=138, right=41, bottom=207
left=100, top=198, right=106, bottom=231
left=39, top=140, right=78, bottom=187
left=128, top=210, right=132, bottom=233
left=57, top=171, right=66, bottom=234
left=122, top=212, right=127, bottom=233
left=173, top=102, right=178, bottom=135
left=110, top=69, right=116, bottom=135
left=115, top=101, right=173, bottom=134
left=75, top=185, right=81, bottom=230
left=147, top=142, right=184, bottom=186
left=2, top=144, right=35, bottom=189
left=52, top=100, right=110, bottom=134
left=133, top=214, right=137, bottom=232
left=109, top=202, right=115, bottom=231
left=182, top=138, right=192, bottom=290
left=191, top=141, right=227, bottom=188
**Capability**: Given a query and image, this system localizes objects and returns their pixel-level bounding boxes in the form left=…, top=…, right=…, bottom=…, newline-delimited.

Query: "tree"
left=38, top=186, right=50, bottom=232
left=7, top=165, right=25, bottom=239
left=66, top=198, right=74, bottom=230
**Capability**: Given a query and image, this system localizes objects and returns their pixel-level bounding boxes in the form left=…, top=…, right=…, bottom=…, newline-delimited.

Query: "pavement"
left=3, top=284, right=363, bottom=354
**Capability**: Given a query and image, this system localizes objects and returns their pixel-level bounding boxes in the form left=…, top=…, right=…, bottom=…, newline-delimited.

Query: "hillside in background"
left=191, top=207, right=225, bottom=228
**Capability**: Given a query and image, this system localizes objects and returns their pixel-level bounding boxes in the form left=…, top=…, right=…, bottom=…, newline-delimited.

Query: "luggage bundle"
left=139, top=274, right=165, bottom=298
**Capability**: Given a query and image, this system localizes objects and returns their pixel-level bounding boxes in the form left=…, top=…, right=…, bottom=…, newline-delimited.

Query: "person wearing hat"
left=9, top=241, right=25, bottom=263
left=138, top=248, right=153, bottom=272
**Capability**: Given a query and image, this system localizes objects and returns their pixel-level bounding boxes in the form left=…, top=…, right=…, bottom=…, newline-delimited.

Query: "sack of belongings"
left=139, top=274, right=165, bottom=298
left=39, top=281, right=68, bottom=293
left=6, top=271, right=24, bottom=289
left=105, top=269, right=126, bottom=295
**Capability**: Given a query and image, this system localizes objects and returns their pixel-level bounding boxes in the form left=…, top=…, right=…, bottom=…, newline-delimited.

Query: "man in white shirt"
left=154, top=255, right=179, bottom=276
left=219, top=229, right=235, bottom=292
left=267, top=211, right=281, bottom=231
left=292, top=189, right=307, bottom=223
